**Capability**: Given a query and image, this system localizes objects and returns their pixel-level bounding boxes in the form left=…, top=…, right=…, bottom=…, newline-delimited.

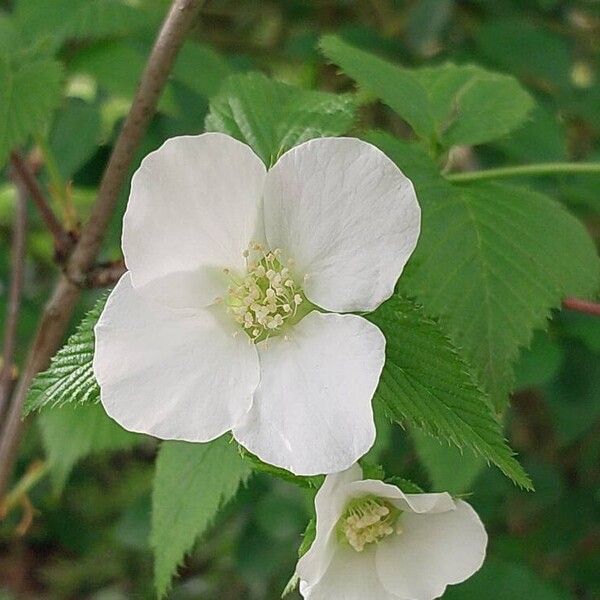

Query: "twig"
left=0, top=0, right=203, bottom=497
left=0, top=182, right=27, bottom=422
left=446, top=161, right=600, bottom=183
left=9, top=152, right=73, bottom=260
left=85, top=259, right=126, bottom=288
left=0, top=460, right=48, bottom=520
left=66, top=0, right=203, bottom=285
left=562, top=297, right=600, bottom=316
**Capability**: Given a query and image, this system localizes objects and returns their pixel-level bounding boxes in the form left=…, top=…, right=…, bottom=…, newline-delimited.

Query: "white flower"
left=93, top=133, right=420, bottom=476
left=296, top=465, right=487, bottom=599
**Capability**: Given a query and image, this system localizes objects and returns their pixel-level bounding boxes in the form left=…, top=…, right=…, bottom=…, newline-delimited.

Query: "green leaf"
left=282, top=517, right=317, bottom=596
left=411, top=429, right=485, bottom=494
left=368, top=295, right=532, bottom=489
left=320, top=35, right=434, bottom=141
left=298, top=517, right=316, bottom=558
left=24, top=296, right=106, bottom=416
left=0, top=54, right=63, bottom=167
left=38, top=402, right=142, bottom=493
left=205, top=72, right=357, bottom=165
left=367, top=131, right=600, bottom=409
left=14, top=0, right=151, bottom=50
left=384, top=476, right=424, bottom=494
left=152, top=437, right=252, bottom=597
left=69, top=41, right=178, bottom=115
left=173, top=41, right=234, bottom=99
left=49, top=98, right=102, bottom=179
left=240, top=446, right=323, bottom=489
left=320, top=35, right=533, bottom=148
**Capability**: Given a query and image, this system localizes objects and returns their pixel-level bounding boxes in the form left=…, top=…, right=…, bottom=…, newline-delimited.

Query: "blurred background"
left=0, top=0, right=599, bottom=598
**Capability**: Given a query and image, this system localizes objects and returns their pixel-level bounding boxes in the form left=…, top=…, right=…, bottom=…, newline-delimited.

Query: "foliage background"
left=0, top=0, right=599, bottom=599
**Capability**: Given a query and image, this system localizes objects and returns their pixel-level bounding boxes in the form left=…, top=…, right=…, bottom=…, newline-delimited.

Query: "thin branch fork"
left=0, top=0, right=203, bottom=497
left=9, top=152, right=74, bottom=260
left=0, top=182, right=27, bottom=421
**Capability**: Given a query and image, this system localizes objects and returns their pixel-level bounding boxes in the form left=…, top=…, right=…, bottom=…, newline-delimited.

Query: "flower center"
left=337, top=495, right=402, bottom=552
left=224, top=243, right=308, bottom=342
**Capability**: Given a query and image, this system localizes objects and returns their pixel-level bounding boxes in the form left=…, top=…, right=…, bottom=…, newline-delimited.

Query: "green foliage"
left=368, top=132, right=600, bottom=409
left=368, top=295, right=532, bottom=489
left=173, top=41, right=234, bottom=99
left=0, top=53, right=63, bottom=167
left=151, top=437, right=252, bottom=597
left=411, top=429, right=485, bottom=494
left=298, top=518, right=316, bottom=558
left=384, top=476, right=424, bottom=494
left=49, top=98, right=102, bottom=179
left=320, top=35, right=533, bottom=149
left=24, top=297, right=106, bottom=416
left=444, top=558, right=570, bottom=600
left=240, top=447, right=323, bottom=489
left=38, top=402, right=141, bottom=493
left=205, top=72, right=357, bottom=165
left=14, top=0, right=152, bottom=51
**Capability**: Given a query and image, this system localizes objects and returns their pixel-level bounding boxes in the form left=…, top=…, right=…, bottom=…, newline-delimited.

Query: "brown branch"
left=85, top=259, right=126, bottom=288
left=562, top=297, right=600, bottom=317
left=9, top=152, right=73, bottom=261
left=0, top=0, right=203, bottom=497
left=0, top=182, right=27, bottom=421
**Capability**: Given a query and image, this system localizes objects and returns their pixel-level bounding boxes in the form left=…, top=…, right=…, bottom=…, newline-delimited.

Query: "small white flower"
left=93, top=133, right=420, bottom=476
left=296, top=465, right=487, bottom=599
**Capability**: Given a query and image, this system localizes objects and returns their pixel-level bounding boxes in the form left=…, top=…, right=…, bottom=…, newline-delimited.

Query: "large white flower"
left=296, top=465, right=487, bottom=599
left=93, top=133, right=420, bottom=476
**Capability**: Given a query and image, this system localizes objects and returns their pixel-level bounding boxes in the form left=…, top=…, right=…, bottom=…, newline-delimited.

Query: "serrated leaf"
left=24, top=296, right=106, bottom=415
left=0, top=54, right=63, bottom=167
left=368, top=295, right=532, bottom=489
left=152, top=437, right=252, bottom=597
left=205, top=72, right=357, bottom=165
left=384, top=476, right=425, bottom=495
left=320, top=35, right=533, bottom=148
left=240, top=446, right=323, bottom=489
left=411, top=429, right=485, bottom=494
left=367, top=131, right=600, bottom=409
left=38, top=402, right=142, bottom=493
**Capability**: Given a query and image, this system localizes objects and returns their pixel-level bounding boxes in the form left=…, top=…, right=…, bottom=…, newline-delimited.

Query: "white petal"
left=348, top=479, right=456, bottom=514
left=263, top=137, right=420, bottom=313
left=301, top=546, right=398, bottom=600
left=93, top=273, right=259, bottom=441
left=123, top=133, right=266, bottom=309
left=376, top=500, right=488, bottom=600
left=232, top=312, right=384, bottom=475
left=297, top=466, right=362, bottom=587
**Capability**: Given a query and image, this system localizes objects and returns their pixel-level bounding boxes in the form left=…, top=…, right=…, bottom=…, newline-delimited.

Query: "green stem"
left=446, top=162, right=600, bottom=183
left=0, top=460, right=48, bottom=517
left=35, top=135, right=77, bottom=229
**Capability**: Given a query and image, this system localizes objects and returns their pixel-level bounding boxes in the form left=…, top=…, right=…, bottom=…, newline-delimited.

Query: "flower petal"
left=297, top=466, right=362, bottom=587
left=93, top=273, right=260, bottom=441
left=376, top=500, right=488, bottom=600
left=123, top=133, right=266, bottom=309
left=263, top=137, right=420, bottom=313
left=301, top=546, right=398, bottom=600
left=232, top=312, right=384, bottom=475
left=348, top=479, right=456, bottom=514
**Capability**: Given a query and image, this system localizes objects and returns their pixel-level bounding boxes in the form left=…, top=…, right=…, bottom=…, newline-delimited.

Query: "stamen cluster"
left=338, top=496, right=402, bottom=552
left=225, top=243, right=304, bottom=342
